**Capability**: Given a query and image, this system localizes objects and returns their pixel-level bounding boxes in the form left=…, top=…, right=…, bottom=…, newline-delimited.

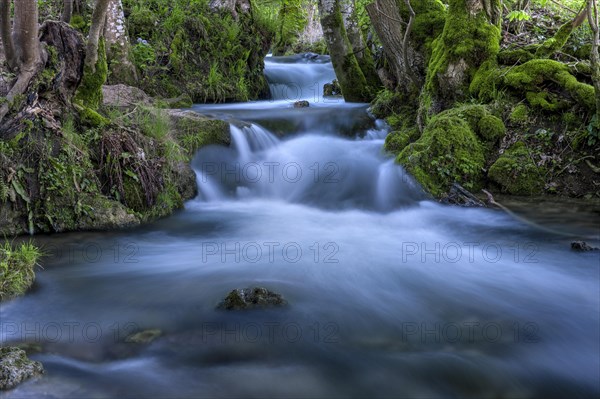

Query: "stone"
left=0, top=347, right=44, bottom=390
left=125, top=329, right=162, bottom=344
left=293, top=100, right=310, bottom=108
left=102, top=84, right=153, bottom=109
left=217, top=287, right=288, bottom=310
left=323, top=79, right=342, bottom=96
left=571, top=241, right=599, bottom=251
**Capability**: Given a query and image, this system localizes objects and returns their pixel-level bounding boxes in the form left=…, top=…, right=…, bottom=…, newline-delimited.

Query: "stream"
left=1, top=54, right=599, bottom=398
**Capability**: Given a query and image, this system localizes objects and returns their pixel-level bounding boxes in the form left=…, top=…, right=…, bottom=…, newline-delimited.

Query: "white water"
left=1, top=54, right=598, bottom=399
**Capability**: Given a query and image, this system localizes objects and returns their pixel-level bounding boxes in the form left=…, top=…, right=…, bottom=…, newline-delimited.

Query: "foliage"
left=0, top=241, right=41, bottom=301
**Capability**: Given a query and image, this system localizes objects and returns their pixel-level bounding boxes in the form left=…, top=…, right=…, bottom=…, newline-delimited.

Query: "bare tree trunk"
left=0, top=0, right=17, bottom=71
left=85, top=0, right=110, bottom=70
left=589, top=0, right=600, bottom=122
left=14, top=0, right=41, bottom=68
left=104, top=0, right=137, bottom=84
left=0, top=0, right=43, bottom=123
left=318, top=0, right=372, bottom=102
left=62, top=0, right=74, bottom=23
left=366, top=0, right=421, bottom=93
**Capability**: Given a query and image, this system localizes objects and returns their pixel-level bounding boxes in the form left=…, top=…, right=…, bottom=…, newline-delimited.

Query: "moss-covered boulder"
left=488, top=142, right=545, bottom=195
left=397, top=111, right=486, bottom=197
left=0, top=347, right=44, bottom=390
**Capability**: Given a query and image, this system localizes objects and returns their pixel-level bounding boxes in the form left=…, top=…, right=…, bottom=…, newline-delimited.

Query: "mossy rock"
left=477, top=114, right=506, bottom=141
left=0, top=347, right=44, bottom=390
left=217, top=287, right=288, bottom=311
left=384, top=130, right=415, bottom=154
left=125, top=329, right=162, bottom=344
left=168, top=111, right=230, bottom=155
left=397, top=111, right=486, bottom=197
left=488, top=142, right=544, bottom=195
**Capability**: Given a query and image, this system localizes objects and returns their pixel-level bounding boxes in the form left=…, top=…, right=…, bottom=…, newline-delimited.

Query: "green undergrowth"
left=122, top=0, right=274, bottom=102
left=0, top=241, right=41, bottom=301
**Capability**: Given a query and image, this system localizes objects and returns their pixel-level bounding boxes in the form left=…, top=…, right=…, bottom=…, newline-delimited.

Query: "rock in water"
left=323, top=80, right=342, bottom=96
left=217, top=287, right=288, bottom=310
left=293, top=100, right=310, bottom=108
left=125, top=329, right=162, bottom=344
left=0, top=347, right=44, bottom=390
left=571, top=241, right=599, bottom=251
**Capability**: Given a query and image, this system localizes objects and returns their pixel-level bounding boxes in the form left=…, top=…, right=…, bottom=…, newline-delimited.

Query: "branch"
left=402, top=0, right=420, bottom=90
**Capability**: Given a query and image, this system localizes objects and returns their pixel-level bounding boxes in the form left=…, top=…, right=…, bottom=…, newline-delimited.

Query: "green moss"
left=76, top=105, right=110, bottom=127
left=498, top=48, right=535, bottom=65
left=535, top=21, right=575, bottom=58
left=503, top=59, right=594, bottom=112
left=384, top=130, right=416, bottom=154
left=75, top=38, right=108, bottom=110
left=423, top=0, right=501, bottom=114
left=0, top=242, right=41, bottom=301
left=398, top=0, right=446, bottom=60
left=173, top=117, right=230, bottom=156
left=397, top=111, right=485, bottom=196
left=509, top=104, right=529, bottom=124
left=477, top=114, right=506, bottom=141
left=370, top=90, right=406, bottom=119
left=488, top=142, right=544, bottom=195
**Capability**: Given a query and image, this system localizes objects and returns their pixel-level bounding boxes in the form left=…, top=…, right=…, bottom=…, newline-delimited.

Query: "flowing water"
left=1, top=54, right=599, bottom=398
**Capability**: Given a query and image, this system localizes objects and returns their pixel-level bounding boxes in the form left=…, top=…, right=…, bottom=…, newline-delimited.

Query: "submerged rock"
left=0, top=347, right=44, bottom=390
left=125, top=329, right=163, bottom=344
left=571, top=241, right=599, bottom=251
left=217, top=287, right=288, bottom=310
left=293, top=100, right=310, bottom=108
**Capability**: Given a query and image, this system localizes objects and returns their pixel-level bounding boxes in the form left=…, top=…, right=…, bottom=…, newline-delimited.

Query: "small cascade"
left=264, top=54, right=336, bottom=102
left=362, top=119, right=390, bottom=141
left=375, top=160, right=423, bottom=211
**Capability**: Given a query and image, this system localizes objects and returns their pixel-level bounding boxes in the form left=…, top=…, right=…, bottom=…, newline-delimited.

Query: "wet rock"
left=323, top=80, right=342, bottom=96
left=440, top=183, right=485, bottom=207
left=217, top=287, right=288, bottom=310
left=0, top=347, right=44, bottom=390
left=125, top=329, right=162, bottom=344
left=570, top=241, right=599, bottom=251
left=293, top=100, right=310, bottom=108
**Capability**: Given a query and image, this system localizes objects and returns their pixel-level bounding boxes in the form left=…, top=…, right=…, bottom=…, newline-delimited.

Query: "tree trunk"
left=0, top=0, right=43, bottom=123
left=0, top=0, right=17, bottom=71
left=318, top=0, right=372, bottom=102
left=62, top=0, right=74, bottom=23
left=85, top=0, right=110, bottom=70
left=422, top=0, right=501, bottom=115
left=589, top=0, right=600, bottom=123
left=340, top=0, right=380, bottom=89
left=366, top=0, right=419, bottom=93
left=103, top=0, right=137, bottom=84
